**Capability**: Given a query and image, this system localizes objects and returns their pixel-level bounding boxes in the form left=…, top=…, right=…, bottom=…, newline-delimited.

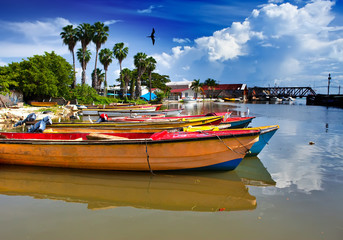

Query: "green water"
left=0, top=101, right=342, bottom=240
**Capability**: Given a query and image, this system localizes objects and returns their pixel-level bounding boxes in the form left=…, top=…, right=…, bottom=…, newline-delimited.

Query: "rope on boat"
left=145, top=139, right=155, bottom=175
left=212, top=133, right=249, bottom=155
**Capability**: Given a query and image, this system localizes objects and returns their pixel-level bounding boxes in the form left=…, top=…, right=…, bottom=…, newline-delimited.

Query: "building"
left=166, top=80, right=199, bottom=101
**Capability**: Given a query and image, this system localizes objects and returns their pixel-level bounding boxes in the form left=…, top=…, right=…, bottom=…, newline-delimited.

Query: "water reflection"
left=0, top=165, right=257, bottom=212
left=236, top=156, right=276, bottom=187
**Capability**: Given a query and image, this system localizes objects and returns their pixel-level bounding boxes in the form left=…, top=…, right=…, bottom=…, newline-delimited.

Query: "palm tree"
left=146, top=56, right=157, bottom=101
left=134, top=52, right=148, bottom=99
left=60, top=25, right=78, bottom=88
left=204, top=78, right=218, bottom=99
left=99, top=48, right=113, bottom=97
left=191, top=79, right=203, bottom=99
left=76, top=23, right=94, bottom=85
left=92, top=22, right=109, bottom=91
left=121, top=68, right=131, bottom=99
left=92, top=68, right=105, bottom=93
left=76, top=48, right=91, bottom=85
left=113, top=42, right=129, bottom=95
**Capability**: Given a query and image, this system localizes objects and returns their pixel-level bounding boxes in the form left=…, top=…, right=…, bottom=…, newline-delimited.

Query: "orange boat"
left=30, top=101, right=58, bottom=107
left=0, top=129, right=260, bottom=171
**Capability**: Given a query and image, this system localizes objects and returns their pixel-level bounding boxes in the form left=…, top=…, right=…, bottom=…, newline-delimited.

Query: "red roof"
left=170, top=88, right=189, bottom=93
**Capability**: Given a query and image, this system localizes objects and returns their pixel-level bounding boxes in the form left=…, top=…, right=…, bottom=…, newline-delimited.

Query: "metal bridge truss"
left=257, top=87, right=316, bottom=97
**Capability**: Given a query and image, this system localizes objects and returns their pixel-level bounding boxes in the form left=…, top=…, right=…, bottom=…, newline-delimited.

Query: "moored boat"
left=30, top=101, right=58, bottom=107
left=45, top=115, right=224, bottom=130
left=183, top=125, right=279, bottom=156
left=0, top=129, right=260, bottom=171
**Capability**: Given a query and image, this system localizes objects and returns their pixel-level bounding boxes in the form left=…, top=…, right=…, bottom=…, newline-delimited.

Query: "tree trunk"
left=93, top=49, right=99, bottom=91
left=72, top=50, right=76, bottom=88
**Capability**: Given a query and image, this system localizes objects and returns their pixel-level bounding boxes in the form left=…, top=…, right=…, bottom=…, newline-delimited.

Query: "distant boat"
left=30, top=102, right=58, bottom=107
left=224, top=97, right=242, bottom=102
left=183, top=97, right=196, bottom=103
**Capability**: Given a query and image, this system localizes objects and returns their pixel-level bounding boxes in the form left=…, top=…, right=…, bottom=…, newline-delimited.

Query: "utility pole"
left=327, top=73, right=331, bottom=96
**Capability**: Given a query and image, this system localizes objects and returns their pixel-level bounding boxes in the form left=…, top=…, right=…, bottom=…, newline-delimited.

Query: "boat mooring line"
left=145, top=140, right=155, bottom=175
left=213, top=133, right=247, bottom=155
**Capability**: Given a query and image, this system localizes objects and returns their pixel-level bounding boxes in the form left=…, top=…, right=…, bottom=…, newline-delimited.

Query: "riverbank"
left=0, top=106, right=73, bottom=131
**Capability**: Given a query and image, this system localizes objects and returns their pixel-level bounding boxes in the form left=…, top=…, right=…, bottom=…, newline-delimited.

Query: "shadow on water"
left=0, top=157, right=275, bottom=212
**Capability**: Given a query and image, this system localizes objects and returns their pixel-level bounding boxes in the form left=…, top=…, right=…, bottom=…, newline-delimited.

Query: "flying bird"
left=147, top=28, right=155, bottom=45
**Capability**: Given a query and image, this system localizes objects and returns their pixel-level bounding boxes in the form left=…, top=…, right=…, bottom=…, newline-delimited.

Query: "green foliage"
left=0, top=65, right=19, bottom=94
left=69, top=84, right=119, bottom=104
left=3, top=52, right=73, bottom=100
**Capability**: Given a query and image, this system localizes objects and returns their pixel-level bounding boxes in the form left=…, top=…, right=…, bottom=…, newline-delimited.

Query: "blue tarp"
left=141, top=92, right=157, bottom=101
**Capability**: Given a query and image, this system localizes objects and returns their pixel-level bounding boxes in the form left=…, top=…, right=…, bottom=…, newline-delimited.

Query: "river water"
left=0, top=100, right=342, bottom=240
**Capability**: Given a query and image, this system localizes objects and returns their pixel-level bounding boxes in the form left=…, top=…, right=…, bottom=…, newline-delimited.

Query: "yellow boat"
left=184, top=125, right=279, bottom=156
left=47, top=115, right=224, bottom=130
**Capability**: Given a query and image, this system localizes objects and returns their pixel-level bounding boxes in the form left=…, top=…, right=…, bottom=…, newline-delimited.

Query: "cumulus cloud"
left=154, top=0, right=343, bottom=87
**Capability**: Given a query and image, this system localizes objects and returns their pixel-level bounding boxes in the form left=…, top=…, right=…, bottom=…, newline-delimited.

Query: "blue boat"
left=246, top=125, right=279, bottom=156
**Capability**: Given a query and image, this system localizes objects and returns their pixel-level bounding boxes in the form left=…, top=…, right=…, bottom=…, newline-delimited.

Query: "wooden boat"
left=30, top=101, right=58, bottom=107
left=184, top=125, right=279, bottom=156
left=246, top=125, right=279, bottom=156
left=0, top=129, right=260, bottom=171
left=97, top=108, right=183, bottom=117
left=0, top=165, right=256, bottom=211
left=83, top=106, right=158, bottom=116
left=106, top=112, right=253, bottom=129
left=46, top=115, right=224, bottom=130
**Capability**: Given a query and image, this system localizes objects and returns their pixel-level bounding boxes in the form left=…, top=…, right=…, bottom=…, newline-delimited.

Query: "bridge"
left=250, top=87, right=317, bottom=98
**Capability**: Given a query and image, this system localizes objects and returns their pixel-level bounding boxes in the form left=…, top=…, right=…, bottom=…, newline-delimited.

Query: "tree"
left=204, top=78, right=218, bottom=99
left=121, top=68, right=131, bottom=99
left=0, top=64, right=19, bottom=107
left=99, top=48, right=113, bottom=97
left=2, top=52, right=73, bottom=101
left=134, top=52, right=148, bottom=99
left=113, top=42, right=129, bottom=95
left=146, top=56, right=156, bottom=101
left=76, top=23, right=94, bottom=85
left=76, top=48, right=91, bottom=85
left=92, top=22, right=109, bottom=91
left=60, top=25, right=78, bottom=88
left=191, top=79, right=203, bottom=99
left=91, top=68, right=105, bottom=93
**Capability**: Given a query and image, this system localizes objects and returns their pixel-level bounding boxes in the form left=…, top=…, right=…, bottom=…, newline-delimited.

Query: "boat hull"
left=246, top=125, right=279, bottom=156
left=0, top=131, right=259, bottom=171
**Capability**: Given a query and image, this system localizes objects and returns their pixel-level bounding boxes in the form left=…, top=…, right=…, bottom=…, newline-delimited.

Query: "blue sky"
left=1, top=0, right=343, bottom=93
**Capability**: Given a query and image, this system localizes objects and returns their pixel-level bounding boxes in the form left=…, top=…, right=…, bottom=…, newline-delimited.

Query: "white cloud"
left=154, top=0, right=343, bottom=87
left=4, top=18, right=72, bottom=42
left=137, top=5, right=162, bottom=14
left=104, top=20, right=121, bottom=25
left=173, top=38, right=191, bottom=44
left=0, top=59, right=7, bottom=66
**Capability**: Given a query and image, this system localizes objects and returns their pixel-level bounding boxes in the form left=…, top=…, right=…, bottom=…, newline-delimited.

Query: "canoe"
left=245, top=125, right=279, bottom=156
left=0, top=129, right=260, bottom=171
left=0, top=165, right=256, bottom=211
left=46, top=115, right=224, bottom=130
left=83, top=106, right=158, bottom=116
left=184, top=125, right=279, bottom=156
left=99, top=108, right=183, bottom=117
left=104, top=112, right=253, bottom=129
left=30, top=102, right=58, bottom=107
